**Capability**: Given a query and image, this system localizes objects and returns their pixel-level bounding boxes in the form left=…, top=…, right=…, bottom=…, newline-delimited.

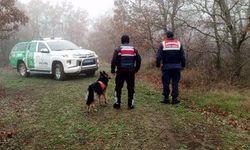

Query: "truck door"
left=10, top=42, right=28, bottom=68
left=36, top=42, right=50, bottom=71
left=9, top=45, right=18, bottom=67
left=27, top=42, right=37, bottom=69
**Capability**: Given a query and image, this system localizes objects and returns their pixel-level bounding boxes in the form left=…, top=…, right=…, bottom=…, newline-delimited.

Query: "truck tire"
left=18, top=62, right=30, bottom=77
left=53, top=63, right=66, bottom=80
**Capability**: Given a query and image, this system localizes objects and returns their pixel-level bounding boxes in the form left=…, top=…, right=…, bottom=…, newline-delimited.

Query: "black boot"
left=128, top=92, right=135, bottom=109
left=128, top=105, right=135, bottom=110
left=172, top=98, right=180, bottom=105
left=128, top=99, right=135, bottom=110
left=114, top=91, right=121, bottom=109
left=160, top=97, right=170, bottom=104
left=113, top=103, right=120, bottom=109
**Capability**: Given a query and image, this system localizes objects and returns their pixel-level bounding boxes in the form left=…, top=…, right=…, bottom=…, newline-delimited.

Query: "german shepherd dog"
left=85, top=71, right=111, bottom=112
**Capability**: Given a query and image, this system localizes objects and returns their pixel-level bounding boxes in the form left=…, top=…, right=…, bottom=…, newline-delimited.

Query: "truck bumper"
left=64, top=64, right=99, bottom=74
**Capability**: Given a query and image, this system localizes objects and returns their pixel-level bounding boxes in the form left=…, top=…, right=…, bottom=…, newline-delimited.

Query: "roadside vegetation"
left=0, top=67, right=249, bottom=149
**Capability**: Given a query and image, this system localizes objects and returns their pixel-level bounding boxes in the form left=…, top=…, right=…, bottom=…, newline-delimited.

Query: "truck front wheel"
left=53, top=63, right=66, bottom=80
left=18, top=62, right=30, bottom=77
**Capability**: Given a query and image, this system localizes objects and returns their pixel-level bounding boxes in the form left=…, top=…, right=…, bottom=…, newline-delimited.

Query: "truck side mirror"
left=40, top=48, right=49, bottom=53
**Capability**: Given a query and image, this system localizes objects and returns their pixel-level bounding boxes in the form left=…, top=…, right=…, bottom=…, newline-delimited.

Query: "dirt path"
left=137, top=111, right=179, bottom=149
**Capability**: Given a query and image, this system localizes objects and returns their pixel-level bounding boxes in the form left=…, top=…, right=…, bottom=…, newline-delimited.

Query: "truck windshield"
left=47, top=40, right=79, bottom=51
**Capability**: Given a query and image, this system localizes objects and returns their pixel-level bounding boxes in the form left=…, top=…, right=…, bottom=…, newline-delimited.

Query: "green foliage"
left=184, top=90, right=250, bottom=119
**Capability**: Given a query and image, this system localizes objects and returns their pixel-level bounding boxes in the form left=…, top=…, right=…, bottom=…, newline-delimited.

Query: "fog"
left=1, top=0, right=250, bottom=79
left=19, top=0, right=114, bottom=18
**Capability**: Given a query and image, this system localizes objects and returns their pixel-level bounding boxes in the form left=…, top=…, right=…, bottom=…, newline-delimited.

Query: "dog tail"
left=86, top=85, right=94, bottom=106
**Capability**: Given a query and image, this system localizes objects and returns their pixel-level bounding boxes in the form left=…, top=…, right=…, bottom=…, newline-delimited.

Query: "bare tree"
left=177, top=0, right=224, bottom=71
left=0, top=0, right=28, bottom=39
left=87, top=14, right=117, bottom=61
left=177, top=0, right=250, bottom=77
left=0, top=0, right=28, bottom=66
left=216, top=0, right=250, bottom=77
left=113, top=0, right=185, bottom=54
left=15, top=0, right=89, bottom=46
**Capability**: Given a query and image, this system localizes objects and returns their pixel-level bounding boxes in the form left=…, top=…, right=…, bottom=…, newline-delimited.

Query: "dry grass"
left=138, top=67, right=237, bottom=91
left=180, top=68, right=237, bottom=91
left=181, top=68, right=203, bottom=89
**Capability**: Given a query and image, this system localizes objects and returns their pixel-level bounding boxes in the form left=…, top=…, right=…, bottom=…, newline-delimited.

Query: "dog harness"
left=98, top=81, right=106, bottom=90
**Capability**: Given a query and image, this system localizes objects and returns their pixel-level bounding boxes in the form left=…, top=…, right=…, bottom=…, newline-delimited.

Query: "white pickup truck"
left=9, top=39, right=99, bottom=80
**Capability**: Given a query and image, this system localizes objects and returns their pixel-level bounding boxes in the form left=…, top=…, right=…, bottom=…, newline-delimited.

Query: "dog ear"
left=100, top=71, right=105, bottom=77
left=102, top=71, right=107, bottom=77
left=102, top=71, right=111, bottom=79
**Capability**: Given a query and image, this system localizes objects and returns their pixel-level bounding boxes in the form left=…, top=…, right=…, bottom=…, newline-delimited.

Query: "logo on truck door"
left=27, top=42, right=37, bottom=68
left=27, top=52, right=35, bottom=68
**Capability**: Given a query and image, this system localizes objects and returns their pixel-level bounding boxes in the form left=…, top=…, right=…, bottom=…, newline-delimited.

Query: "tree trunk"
left=233, top=46, right=242, bottom=77
left=217, top=0, right=242, bottom=77
left=212, top=1, right=222, bottom=71
left=170, top=0, right=179, bottom=33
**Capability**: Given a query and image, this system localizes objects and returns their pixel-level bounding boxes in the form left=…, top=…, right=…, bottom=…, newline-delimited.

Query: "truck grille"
left=81, top=59, right=96, bottom=66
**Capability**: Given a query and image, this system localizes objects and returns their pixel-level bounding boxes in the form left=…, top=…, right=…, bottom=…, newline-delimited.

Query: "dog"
left=85, top=71, right=111, bottom=112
